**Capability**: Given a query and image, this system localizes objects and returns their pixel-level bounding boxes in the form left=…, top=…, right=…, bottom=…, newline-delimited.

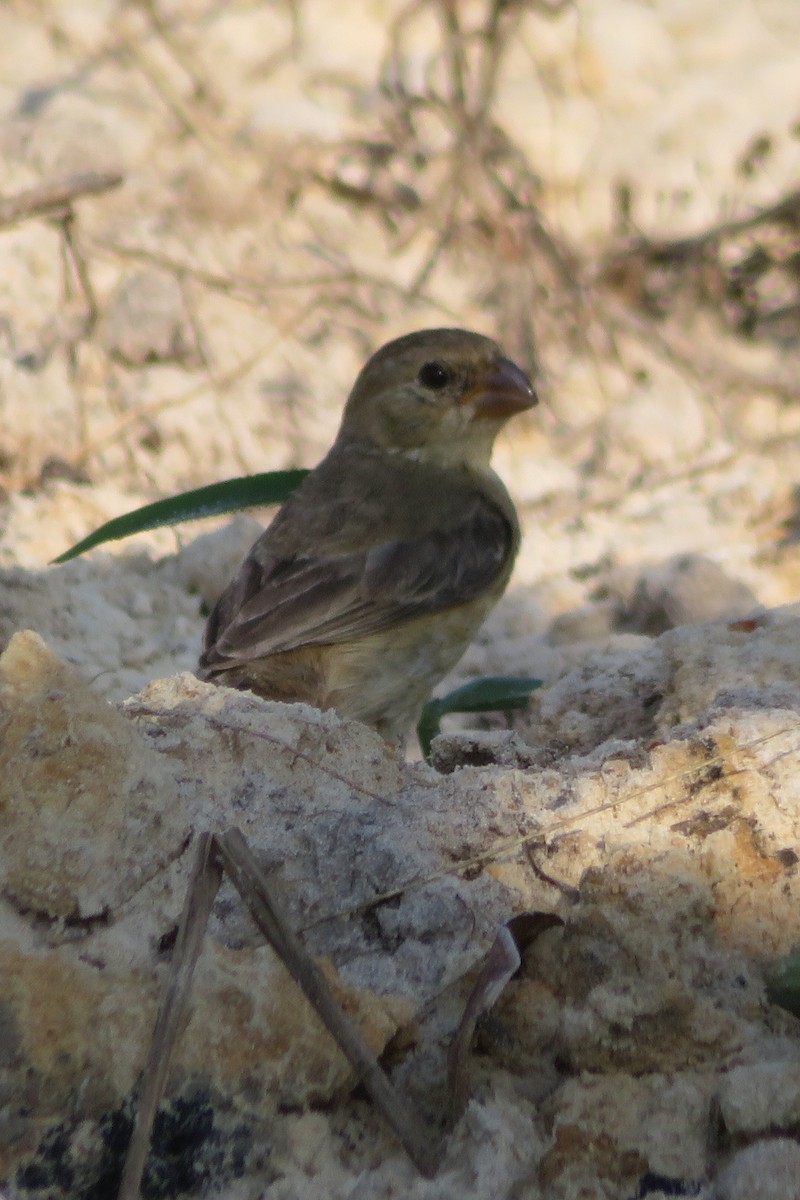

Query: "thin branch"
left=118, top=828, right=442, bottom=1199
left=118, top=833, right=223, bottom=1200
left=0, top=172, right=123, bottom=229
left=606, top=188, right=800, bottom=263
left=216, top=829, right=443, bottom=1177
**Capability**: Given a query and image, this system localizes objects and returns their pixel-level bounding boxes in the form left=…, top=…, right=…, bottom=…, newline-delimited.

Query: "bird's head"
left=338, top=328, right=537, bottom=468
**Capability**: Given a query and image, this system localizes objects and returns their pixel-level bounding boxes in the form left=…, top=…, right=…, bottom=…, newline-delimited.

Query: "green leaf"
left=766, top=949, right=800, bottom=1019
left=52, top=469, right=310, bottom=563
left=417, top=675, right=543, bottom=760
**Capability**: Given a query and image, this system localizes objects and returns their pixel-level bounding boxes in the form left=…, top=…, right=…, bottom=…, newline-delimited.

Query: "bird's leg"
left=118, top=827, right=443, bottom=1200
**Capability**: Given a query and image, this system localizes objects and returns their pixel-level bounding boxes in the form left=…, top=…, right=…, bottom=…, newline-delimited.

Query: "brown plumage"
left=199, top=328, right=536, bottom=743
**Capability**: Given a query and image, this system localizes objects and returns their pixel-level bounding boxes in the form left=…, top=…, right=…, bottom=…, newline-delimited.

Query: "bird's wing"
left=200, top=495, right=513, bottom=669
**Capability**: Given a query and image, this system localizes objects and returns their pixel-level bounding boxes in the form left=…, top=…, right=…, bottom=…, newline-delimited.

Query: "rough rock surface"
left=2, top=618, right=800, bottom=1198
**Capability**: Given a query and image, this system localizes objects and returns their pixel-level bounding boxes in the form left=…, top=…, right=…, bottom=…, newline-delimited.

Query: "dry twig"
left=0, top=171, right=123, bottom=229
left=118, top=829, right=442, bottom=1200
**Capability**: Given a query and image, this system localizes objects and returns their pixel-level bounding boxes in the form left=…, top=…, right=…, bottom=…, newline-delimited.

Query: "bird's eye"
left=417, top=361, right=452, bottom=390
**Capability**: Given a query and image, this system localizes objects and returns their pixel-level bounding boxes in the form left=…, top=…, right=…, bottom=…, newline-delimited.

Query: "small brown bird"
left=199, top=328, right=536, bottom=743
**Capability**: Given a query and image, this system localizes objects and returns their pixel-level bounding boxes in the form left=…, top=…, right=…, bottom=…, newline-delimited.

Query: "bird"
left=198, top=328, right=537, bottom=745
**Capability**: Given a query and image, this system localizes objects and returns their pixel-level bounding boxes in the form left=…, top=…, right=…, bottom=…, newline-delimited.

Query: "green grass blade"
left=417, top=675, right=543, bottom=760
left=52, top=469, right=309, bottom=563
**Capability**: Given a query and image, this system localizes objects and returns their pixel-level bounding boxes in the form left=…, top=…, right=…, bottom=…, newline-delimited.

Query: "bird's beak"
left=460, top=356, right=538, bottom=420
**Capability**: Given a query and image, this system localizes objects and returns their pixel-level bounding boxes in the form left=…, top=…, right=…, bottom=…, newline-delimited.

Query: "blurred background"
left=2, top=0, right=800, bottom=695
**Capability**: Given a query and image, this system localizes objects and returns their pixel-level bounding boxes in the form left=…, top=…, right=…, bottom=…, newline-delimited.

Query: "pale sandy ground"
left=2, top=2, right=800, bottom=1198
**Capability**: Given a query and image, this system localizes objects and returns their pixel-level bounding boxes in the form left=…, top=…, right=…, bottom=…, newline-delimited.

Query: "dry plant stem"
left=213, top=829, right=443, bottom=1178
left=118, top=833, right=224, bottom=1200
left=439, top=1, right=468, bottom=116
left=0, top=172, right=123, bottom=229
left=58, top=207, right=99, bottom=392
left=60, top=211, right=98, bottom=332
left=136, top=0, right=217, bottom=107
left=524, top=842, right=580, bottom=901
left=447, top=912, right=563, bottom=1124
left=447, top=922, right=520, bottom=1123
left=112, top=9, right=221, bottom=156
left=57, top=211, right=92, bottom=443
left=473, top=0, right=517, bottom=126
left=609, top=187, right=800, bottom=262
left=119, top=828, right=441, bottom=1200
